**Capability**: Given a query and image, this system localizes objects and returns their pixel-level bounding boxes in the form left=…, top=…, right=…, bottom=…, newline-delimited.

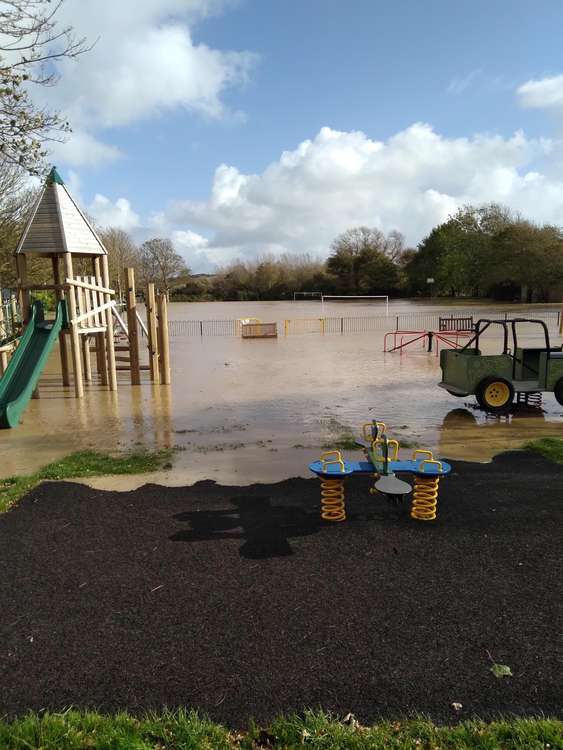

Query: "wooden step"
left=116, top=365, right=150, bottom=371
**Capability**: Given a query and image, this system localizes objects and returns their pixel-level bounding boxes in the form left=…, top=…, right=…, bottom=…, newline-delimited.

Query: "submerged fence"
left=167, top=308, right=561, bottom=338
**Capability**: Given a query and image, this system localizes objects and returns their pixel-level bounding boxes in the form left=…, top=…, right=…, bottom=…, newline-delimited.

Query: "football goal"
left=320, top=295, right=389, bottom=316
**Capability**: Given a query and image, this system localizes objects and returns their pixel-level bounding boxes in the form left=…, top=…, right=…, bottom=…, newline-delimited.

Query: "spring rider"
left=309, top=421, right=451, bottom=522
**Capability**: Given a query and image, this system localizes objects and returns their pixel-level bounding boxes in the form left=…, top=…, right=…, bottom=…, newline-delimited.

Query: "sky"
left=40, top=0, right=563, bottom=272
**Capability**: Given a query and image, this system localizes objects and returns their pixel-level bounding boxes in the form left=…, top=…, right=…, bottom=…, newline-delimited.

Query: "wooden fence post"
left=146, top=283, right=160, bottom=384
left=157, top=292, right=171, bottom=385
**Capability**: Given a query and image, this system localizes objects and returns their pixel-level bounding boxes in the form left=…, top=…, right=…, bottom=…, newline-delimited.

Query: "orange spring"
left=410, top=475, right=440, bottom=521
left=320, top=478, right=346, bottom=522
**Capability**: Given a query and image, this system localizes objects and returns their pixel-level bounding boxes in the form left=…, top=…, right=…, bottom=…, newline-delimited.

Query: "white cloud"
left=49, top=130, right=123, bottom=168
left=517, top=74, right=563, bottom=110
left=78, top=123, right=563, bottom=273
left=172, top=229, right=214, bottom=268
left=160, top=123, right=563, bottom=270
left=88, top=194, right=140, bottom=232
left=40, top=0, right=257, bottom=166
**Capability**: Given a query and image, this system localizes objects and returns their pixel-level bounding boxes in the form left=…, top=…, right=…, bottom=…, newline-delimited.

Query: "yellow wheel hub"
left=484, top=381, right=511, bottom=407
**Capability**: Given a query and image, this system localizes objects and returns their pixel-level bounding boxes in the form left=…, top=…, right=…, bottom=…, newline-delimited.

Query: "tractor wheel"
left=446, top=389, right=469, bottom=397
left=475, top=376, right=514, bottom=414
left=554, top=377, right=563, bottom=406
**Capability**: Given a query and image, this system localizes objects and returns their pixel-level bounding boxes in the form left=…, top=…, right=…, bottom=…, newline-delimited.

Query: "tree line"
left=175, top=205, right=563, bottom=303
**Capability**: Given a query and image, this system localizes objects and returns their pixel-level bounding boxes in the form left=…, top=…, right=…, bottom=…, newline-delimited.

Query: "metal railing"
left=168, top=319, right=237, bottom=337
left=167, top=309, right=561, bottom=337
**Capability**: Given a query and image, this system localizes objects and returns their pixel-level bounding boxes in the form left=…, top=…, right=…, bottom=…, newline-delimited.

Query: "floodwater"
left=0, top=299, right=562, bottom=487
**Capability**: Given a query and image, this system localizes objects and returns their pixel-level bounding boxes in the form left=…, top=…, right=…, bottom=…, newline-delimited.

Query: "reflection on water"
left=0, top=300, right=561, bottom=483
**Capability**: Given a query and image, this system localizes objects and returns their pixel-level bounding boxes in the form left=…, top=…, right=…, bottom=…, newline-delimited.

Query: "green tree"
left=0, top=161, right=38, bottom=286
left=489, top=222, right=563, bottom=302
left=405, top=203, right=516, bottom=296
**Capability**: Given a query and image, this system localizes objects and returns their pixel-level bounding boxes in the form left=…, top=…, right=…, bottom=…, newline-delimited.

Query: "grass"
left=0, top=710, right=560, bottom=749
left=525, top=437, right=563, bottom=464
left=0, top=449, right=173, bottom=514
left=322, top=433, right=359, bottom=451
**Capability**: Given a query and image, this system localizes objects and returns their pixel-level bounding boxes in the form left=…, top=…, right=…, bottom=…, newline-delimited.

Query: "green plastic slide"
left=0, top=300, right=67, bottom=429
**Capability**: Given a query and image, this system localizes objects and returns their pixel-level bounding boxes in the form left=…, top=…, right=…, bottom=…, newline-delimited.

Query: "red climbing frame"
left=384, top=329, right=473, bottom=355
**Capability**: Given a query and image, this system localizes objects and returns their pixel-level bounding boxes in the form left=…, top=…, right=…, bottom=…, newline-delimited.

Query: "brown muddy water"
left=1, top=299, right=562, bottom=487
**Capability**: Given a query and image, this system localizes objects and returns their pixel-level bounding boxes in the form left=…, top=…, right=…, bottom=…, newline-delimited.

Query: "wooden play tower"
left=14, top=167, right=170, bottom=398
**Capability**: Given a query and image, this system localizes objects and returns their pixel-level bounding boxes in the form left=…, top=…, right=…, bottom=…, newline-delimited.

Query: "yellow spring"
left=320, top=478, right=346, bottom=522
left=410, top=475, right=440, bottom=521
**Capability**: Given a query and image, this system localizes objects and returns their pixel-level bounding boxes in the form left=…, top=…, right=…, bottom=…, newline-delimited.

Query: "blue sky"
left=47, top=0, right=563, bottom=270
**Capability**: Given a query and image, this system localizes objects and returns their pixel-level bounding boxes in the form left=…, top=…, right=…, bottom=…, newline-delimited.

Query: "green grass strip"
left=524, top=437, right=563, bottom=464
left=0, top=449, right=172, bottom=514
left=0, top=710, right=560, bottom=749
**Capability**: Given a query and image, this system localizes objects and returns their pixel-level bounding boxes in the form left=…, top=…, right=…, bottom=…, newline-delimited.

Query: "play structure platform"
left=0, top=167, right=172, bottom=428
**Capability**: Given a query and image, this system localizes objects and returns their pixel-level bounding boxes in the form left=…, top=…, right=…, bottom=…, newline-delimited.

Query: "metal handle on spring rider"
left=419, top=458, right=443, bottom=474
left=320, top=450, right=345, bottom=474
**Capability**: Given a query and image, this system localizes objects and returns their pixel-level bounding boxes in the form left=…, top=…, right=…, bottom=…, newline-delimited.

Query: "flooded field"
left=1, top=299, right=562, bottom=486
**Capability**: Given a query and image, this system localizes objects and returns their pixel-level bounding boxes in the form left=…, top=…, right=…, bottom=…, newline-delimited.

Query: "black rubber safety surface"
left=0, top=451, right=561, bottom=726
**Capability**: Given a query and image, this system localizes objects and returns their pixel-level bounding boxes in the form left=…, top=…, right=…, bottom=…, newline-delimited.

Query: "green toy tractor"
left=438, top=318, right=563, bottom=414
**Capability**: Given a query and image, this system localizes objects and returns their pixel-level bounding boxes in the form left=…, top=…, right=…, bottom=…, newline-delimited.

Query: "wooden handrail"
left=65, top=277, right=114, bottom=295
left=71, top=300, right=114, bottom=325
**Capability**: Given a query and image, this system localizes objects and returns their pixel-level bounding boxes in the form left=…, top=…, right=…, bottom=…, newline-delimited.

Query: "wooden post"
left=81, top=335, right=92, bottom=382
left=92, top=259, right=108, bottom=385
left=16, top=255, right=30, bottom=323
left=9, top=295, right=17, bottom=323
left=0, top=303, right=4, bottom=341
left=63, top=252, right=84, bottom=398
left=0, top=347, right=8, bottom=376
left=146, top=283, right=160, bottom=384
left=81, top=277, right=92, bottom=382
left=157, top=292, right=171, bottom=385
left=101, top=254, right=117, bottom=391
left=126, top=267, right=141, bottom=385
left=51, top=255, right=70, bottom=386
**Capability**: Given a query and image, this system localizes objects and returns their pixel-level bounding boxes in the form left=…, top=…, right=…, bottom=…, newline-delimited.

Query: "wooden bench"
left=438, top=315, right=474, bottom=332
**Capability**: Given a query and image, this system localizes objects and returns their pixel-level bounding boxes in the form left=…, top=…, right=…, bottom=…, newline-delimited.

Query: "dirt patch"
left=0, top=451, right=561, bottom=727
